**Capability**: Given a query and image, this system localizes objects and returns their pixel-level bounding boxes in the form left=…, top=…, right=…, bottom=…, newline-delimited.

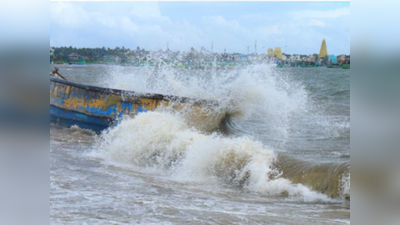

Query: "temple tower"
left=274, top=47, right=282, bottom=60
left=319, top=39, right=328, bottom=58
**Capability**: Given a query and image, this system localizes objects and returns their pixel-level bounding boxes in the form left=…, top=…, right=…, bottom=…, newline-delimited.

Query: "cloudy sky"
left=50, top=1, right=350, bottom=55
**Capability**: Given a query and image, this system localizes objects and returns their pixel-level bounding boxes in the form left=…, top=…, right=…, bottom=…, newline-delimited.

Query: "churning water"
left=50, top=64, right=350, bottom=224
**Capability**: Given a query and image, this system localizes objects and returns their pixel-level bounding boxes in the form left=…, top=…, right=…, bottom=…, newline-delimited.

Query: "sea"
left=50, top=63, right=350, bottom=224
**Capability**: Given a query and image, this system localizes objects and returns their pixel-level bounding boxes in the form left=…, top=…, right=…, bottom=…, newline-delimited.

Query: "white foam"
left=90, top=63, right=348, bottom=202
left=341, top=173, right=350, bottom=199
left=102, top=64, right=310, bottom=138
left=93, top=111, right=331, bottom=202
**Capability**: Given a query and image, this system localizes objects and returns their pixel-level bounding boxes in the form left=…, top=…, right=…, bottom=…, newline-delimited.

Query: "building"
left=274, top=47, right=283, bottom=60
left=319, top=39, right=328, bottom=58
left=338, top=54, right=347, bottom=64
left=291, top=54, right=301, bottom=61
left=68, top=53, right=80, bottom=61
left=267, top=48, right=274, bottom=57
left=328, top=55, right=338, bottom=64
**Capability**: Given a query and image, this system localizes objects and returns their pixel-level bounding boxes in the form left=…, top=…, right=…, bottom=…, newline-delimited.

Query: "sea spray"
left=341, top=173, right=350, bottom=200
left=93, top=111, right=330, bottom=202
left=91, top=63, right=349, bottom=201
left=102, top=64, right=310, bottom=139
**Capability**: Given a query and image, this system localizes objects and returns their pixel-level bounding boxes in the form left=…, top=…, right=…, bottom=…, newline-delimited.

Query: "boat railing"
left=50, top=68, right=219, bottom=106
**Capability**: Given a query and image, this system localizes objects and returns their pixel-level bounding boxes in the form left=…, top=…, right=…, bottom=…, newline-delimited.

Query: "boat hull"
left=342, top=64, right=350, bottom=69
left=50, top=76, right=168, bottom=132
left=50, top=70, right=217, bottom=132
left=50, top=104, right=111, bottom=132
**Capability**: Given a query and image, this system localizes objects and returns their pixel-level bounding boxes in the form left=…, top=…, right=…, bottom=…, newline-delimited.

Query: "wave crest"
left=93, top=111, right=332, bottom=202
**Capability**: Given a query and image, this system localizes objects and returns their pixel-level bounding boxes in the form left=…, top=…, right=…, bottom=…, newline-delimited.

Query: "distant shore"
left=50, top=46, right=350, bottom=69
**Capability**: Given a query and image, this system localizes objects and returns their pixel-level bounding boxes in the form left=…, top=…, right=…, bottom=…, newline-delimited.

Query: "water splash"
left=90, top=63, right=349, bottom=202
left=93, top=111, right=331, bottom=202
left=102, top=63, right=310, bottom=138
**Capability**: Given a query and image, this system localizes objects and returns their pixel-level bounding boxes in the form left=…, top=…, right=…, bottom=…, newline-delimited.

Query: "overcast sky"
left=50, top=1, right=350, bottom=55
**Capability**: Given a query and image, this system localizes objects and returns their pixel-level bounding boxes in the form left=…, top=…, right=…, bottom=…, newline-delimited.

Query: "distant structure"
left=267, top=48, right=274, bottom=57
left=274, top=47, right=283, bottom=60
left=319, top=39, right=328, bottom=58
left=50, top=45, right=349, bottom=68
left=254, top=40, right=257, bottom=54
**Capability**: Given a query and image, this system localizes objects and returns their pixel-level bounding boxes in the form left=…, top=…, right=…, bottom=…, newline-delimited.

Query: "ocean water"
left=50, top=64, right=350, bottom=224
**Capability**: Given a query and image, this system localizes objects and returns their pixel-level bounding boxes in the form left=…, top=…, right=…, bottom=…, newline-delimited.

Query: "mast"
left=254, top=39, right=257, bottom=54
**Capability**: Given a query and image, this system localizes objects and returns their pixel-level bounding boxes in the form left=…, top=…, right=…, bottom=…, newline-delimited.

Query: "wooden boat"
left=341, top=64, right=350, bottom=69
left=327, top=64, right=341, bottom=68
left=50, top=68, right=219, bottom=132
left=68, top=60, right=86, bottom=65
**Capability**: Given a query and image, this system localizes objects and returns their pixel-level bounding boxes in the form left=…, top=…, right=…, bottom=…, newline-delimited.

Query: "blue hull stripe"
left=50, top=104, right=112, bottom=132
